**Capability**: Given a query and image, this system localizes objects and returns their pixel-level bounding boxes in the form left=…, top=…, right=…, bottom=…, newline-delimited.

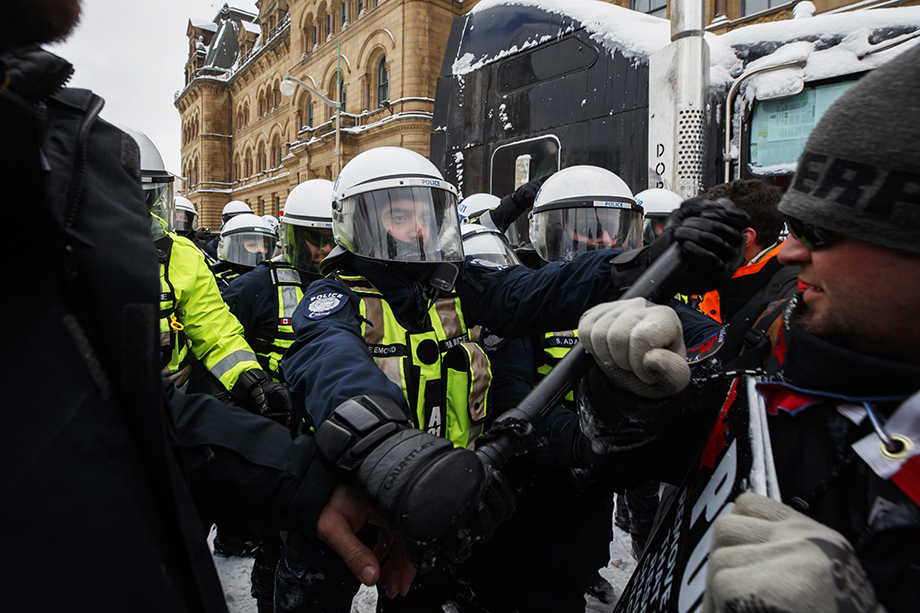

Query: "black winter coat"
left=1, top=47, right=334, bottom=612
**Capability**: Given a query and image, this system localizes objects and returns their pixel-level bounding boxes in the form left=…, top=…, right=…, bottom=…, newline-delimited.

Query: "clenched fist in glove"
left=651, top=197, right=749, bottom=295
left=231, top=369, right=292, bottom=425
left=705, top=493, right=882, bottom=613
left=315, top=395, right=515, bottom=573
left=579, top=297, right=690, bottom=399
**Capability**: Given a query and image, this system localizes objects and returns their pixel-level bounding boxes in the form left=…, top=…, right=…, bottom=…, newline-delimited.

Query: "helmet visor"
left=217, top=230, right=276, bottom=268
left=282, top=224, right=335, bottom=270
left=144, top=178, right=174, bottom=239
left=462, top=231, right=522, bottom=267
left=530, top=206, right=642, bottom=262
left=335, top=186, right=463, bottom=263
left=174, top=208, right=198, bottom=234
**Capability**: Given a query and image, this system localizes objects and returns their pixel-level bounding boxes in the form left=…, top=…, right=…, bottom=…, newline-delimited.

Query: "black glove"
left=232, top=369, right=292, bottom=426
left=315, top=395, right=515, bottom=572
left=651, top=197, right=749, bottom=295
left=501, top=174, right=551, bottom=211
left=490, top=174, right=552, bottom=233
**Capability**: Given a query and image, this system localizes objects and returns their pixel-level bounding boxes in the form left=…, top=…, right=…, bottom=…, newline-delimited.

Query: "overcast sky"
left=51, top=0, right=258, bottom=175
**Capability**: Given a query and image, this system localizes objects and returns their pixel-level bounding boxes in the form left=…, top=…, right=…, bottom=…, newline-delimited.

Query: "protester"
left=576, top=43, right=920, bottom=612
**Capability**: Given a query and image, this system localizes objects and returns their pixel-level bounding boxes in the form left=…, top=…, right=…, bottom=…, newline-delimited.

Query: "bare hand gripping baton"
left=475, top=243, right=686, bottom=470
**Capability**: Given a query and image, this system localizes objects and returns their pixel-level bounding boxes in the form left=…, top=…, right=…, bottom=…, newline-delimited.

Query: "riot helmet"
left=461, top=223, right=522, bottom=267
left=118, top=124, right=174, bottom=239
left=458, top=193, right=500, bottom=227
left=635, top=188, right=683, bottom=244
left=174, top=196, right=199, bottom=235
left=529, top=166, right=642, bottom=262
left=281, top=179, right=335, bottom=270
left=332, top=147, right=463, bottom=263
left=217, top=213, right=277, bottom=268
left=222, top=201, right=253, bottom=226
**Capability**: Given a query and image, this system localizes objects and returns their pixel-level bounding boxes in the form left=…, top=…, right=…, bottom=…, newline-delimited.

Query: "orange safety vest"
left=698, top=242, right=784, bottom=323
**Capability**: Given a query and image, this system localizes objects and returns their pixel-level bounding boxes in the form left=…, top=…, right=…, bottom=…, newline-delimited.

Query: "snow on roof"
left=467, top=0, right=671, bottom=63
left=462, top=1, right=920, bottom=89
left=189, top=17, right=218, bottom=32
left=242, top=21, right=262, bottom=35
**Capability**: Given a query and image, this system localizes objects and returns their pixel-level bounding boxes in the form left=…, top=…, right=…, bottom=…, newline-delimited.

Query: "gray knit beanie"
left=778, top=43, right=920, bottom=254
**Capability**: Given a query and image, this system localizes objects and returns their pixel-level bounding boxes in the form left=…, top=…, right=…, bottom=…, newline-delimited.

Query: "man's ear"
left=743, top=227, right=757, bottom=249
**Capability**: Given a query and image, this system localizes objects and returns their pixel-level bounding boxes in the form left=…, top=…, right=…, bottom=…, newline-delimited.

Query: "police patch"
left=468, top=258, right=507, bottom=270
left=305, top=292, right=347, bottom=320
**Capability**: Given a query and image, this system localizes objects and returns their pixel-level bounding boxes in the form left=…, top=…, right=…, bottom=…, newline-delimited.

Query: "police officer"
left=223, top=179, right=335, bottom=386
left=174, top=195, right=217, bottom=263
left=463, top=166, right=646, bottom=611
left=279, top=148, right=748, bottom=610
left=211, top=212, right=278, bottom=291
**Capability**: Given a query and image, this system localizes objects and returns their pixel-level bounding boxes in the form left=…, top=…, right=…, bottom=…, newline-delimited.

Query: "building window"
left=313, top=25, right=318, bottom=47
left=377, top=57, right=389, bottom=107
left=632, top=0, right=666, bottom=18
left=308, top=103, right=314, bottom=127
left=340, top=81, right=346, bottom=112
left=357, top=0, right=363, bottom=14
left=326, top=14, right=332, bottom=35
left=742, top=0, right=784, bottom=16
left=342, top=2, right=348, bottom=24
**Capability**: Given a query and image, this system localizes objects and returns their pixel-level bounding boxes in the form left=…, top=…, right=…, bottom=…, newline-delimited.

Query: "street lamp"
left=281, top=73, right=344, bottom=175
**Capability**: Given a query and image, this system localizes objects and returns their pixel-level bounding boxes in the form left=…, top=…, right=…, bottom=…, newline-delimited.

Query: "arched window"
left=257, top=142, right=266, bottom=173
left=272, top=134, right=282, bottom=168
left=377, top=57, right=389, bottom=108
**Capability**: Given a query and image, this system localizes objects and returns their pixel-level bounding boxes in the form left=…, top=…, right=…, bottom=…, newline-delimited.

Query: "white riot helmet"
left=634, top=188, right=682, bottom=244
left=174, top=196, right=198, bottom=234
left=118, top=124, right=175, bottom=239
left=217, top=213, right=277, bottom=268
left=222, top=200, right=253, bottom=226
left=461, top=223, right=522, bottom=267
left=458, top=193, right=500, bottom=226
left=332, top=147, right=463, bottom=263
left=262, top=215, right=280, bottom=233
left=529, top=166, right=642, bottom=262
left=281, top=179, right=335, bottom=270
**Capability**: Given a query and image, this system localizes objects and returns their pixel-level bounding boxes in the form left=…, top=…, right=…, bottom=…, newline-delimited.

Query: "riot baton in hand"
left=476, top=243, right=686, bottom=469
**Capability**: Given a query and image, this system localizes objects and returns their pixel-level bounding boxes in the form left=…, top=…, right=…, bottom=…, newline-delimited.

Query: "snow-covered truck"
left=430, top=0, right=920, bottom=203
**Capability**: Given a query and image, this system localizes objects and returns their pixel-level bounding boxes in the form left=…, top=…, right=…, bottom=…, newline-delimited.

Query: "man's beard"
left=1, top=0, right=82, bottom=51
left=794, top=298, right=856, bottom=351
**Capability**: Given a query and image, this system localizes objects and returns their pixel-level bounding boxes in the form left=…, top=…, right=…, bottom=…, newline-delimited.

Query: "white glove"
left=705, top=493, right=883, bottom=613
left=578, top=297, right=690, bottom=398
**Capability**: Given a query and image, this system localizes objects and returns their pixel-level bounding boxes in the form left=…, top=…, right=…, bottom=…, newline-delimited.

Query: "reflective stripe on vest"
left=537, top=330, right=578, bottom=411
left=250, top=259, right=304, bottom=382
left=336, top=274, right=491, bottom=449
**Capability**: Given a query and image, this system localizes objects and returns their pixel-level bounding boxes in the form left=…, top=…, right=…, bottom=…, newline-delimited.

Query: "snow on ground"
left=210, top=522, right=638, bottom=612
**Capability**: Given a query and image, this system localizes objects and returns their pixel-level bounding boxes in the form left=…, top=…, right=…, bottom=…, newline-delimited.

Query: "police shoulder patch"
left=305, top=291, right=347, bottom=320
left=479, top=329, right=506, bottom=352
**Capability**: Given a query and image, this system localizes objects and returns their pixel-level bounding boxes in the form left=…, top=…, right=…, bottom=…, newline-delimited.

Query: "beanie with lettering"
left=778, top=43, right=920, bottom=254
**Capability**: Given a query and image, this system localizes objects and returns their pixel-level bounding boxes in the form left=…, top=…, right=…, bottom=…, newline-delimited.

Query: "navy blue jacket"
left=223, top=259, right=322, bottom=344
left=283, top=250, right=626, bottom=430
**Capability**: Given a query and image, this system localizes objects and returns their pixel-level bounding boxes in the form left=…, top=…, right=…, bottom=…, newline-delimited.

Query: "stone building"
left=177, top=0, right=915, bottom=227
left=176, top=0, right=489, bottom=228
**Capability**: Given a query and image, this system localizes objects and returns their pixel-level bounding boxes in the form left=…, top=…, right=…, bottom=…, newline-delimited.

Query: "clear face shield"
left=334, top=186, right=464, bottom=263
left=217, top=229, right=277, bottom=268
left=174, top=208, right=199, bottom=234
left=282, top=224, right=335, bottom=270
left=530, top=204, right=643, bottom=262
left=462, top=228, right=522, bottom=267
left=144, top=177, right=175, bottom=240
left=642, top=215, right=669, bottom=246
